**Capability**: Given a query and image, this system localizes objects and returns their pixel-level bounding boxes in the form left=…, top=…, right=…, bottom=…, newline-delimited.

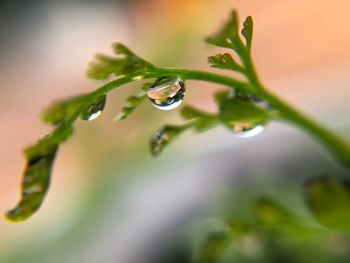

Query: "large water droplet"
left=230, top=123, right=265, bottom=138
left=147, top=77, right=185, bottom=110
left=81, top=94, right=107, bottom=121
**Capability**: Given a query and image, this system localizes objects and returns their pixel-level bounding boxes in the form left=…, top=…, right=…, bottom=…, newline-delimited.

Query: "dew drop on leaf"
left=229, top=123, right=265, bottom=138
left=80, top=94, right=107, bottom=121
left=147, top=77, right=185, bottom=110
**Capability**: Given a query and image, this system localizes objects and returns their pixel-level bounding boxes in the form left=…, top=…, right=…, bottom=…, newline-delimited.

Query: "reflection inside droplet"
left=231, top=123, right=265, bottom=138
left=147, top=77, right=185, bottom=110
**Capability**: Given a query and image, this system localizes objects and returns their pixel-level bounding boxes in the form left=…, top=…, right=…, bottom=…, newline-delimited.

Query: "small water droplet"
left=150, top=125, right=182, bottom=156
left=225, top=38, right=233, bottom=44
left=147, top=77, right=185, bottom=110
left=86, top=111, right=102, bottom=121
left=81, top=94, right=106, bottom=121
left=150, top=128, right=170, bottom=156
left=132, top=75, right=144, bottom=81
left=230, top=123, right=265, bottom=138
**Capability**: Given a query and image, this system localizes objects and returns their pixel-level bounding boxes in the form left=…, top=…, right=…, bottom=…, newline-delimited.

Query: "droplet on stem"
left=147, top=77, right=185, bottom=110
left=230, top=123, right=265, bottom=138
left=80, top=94, right=107, bottom=121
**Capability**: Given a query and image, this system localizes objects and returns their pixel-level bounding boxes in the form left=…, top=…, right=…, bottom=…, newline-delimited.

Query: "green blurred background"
left=1, top=0, right=350, bottom=262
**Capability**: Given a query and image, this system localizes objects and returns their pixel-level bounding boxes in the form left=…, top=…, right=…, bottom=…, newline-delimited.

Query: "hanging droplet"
left=80, top=94, right=107, bottom=121
left=230, top=123, right=265, bottom=138
left=150, top=127, right=170, bottom=157
left=147, top=77, right=185, bottom=110
left=150, top=125, right=182, bottom=157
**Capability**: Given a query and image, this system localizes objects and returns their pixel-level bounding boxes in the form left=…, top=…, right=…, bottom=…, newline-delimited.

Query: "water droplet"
left=132, top=75, right=144, bottom=81
left=225, top=38, right=233, bottom=44
left=150, top=127, right=170, bottom=156
left=147, top=77, right=185, bottom=110
left=81, top=94, right=106, bottom=121
left=230, top=123, right=265, bottom=138
left=150, top=125, right=182, bottom=157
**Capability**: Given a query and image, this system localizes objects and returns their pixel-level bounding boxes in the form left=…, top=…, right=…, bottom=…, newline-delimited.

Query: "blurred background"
left=1, top=0, right=350, bottom=262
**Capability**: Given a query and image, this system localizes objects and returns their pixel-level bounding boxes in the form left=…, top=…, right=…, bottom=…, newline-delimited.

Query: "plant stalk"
left=154, top=67, right=350, bottom=168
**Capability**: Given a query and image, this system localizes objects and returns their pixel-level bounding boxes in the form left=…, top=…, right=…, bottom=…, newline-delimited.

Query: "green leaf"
left=304, top=175, right=350, bottom=229
left=208, top=53, right=244, bottom=73
left=206, top=10, right=241, bottom=49
left=6, top=93, right=109, bottom=222
left=115, top=83, right=151, bottom=121
left=181, top=106, right=210, bottom=120
left=41, top=95, right=86, bottom=125
left=8, top=50, right=154, bottom=221
left=216, top=91, right=270, bottom=124
left=87, top=43, right=155, bottom=80
left=195, top=229, right=232, bottom=263
left=150, top=125, right=187, bottom=157
left=5, top=137, right=58, bottom=222
left=253, top=197, right=295, bottom=226
left=241, top=16, right=253, bottom=51
left=5, top=114, right=78, bottom=222
left=150, top=107, right=220, bottom=157
left=180, top=106, right=219, bottom=131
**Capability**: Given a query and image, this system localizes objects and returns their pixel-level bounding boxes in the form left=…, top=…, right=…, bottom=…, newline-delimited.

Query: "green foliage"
left=150, top=88, right=270, bottom=156
left=205, top=10, right=241, bottom=50
left=208, top=53, right=244, bottom=73
left=41, top=95, right=86, bottom=125
left=205, top=10, right=252, bottom=62
left=253, top=197, right=295, bottom=226
left=150, top=125, right=188, bottom=157
left=216, top=90, right=270, bottom=124
left=5, top=137, right=58, bottom=222
left=116, top=83, right=150, bottom=121
left=87, top=43, right=155, bottom=80
left=6, top=8, right=350, bottom=225
left=241, top=16, right=253, bottom=52
left=5, top=44, right=161, bottom=221
left=181, top=106, right=219, bottom=131
left=195, top=229, right=232, bottom=263
left=304, top=176, right=350, bottom=229
left=80, top=94, right=107, bottom=120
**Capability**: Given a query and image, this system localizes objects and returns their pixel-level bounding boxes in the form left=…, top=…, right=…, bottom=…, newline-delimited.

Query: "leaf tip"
left=4, top=207, right=26, bottom=223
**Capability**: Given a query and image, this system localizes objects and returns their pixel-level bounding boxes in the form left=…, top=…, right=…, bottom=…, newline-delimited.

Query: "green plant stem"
left=260, top=88, right=350, bottom=167
left=152, top=68, right=254, bottom=92
left=88, top=67, right=350, bottom=167
left=155, top=68, right=350, bottom=167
